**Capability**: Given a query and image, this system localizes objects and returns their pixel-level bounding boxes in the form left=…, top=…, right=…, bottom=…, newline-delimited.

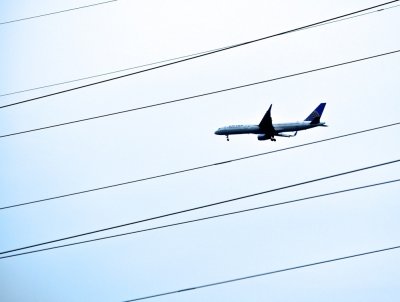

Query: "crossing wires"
left=1, top=179, right=398, bottom=260
left=1, top=2, right=399, bottom=98
left=0, top=0, right=398, bottom=109
left=1, top=159, right=398, bottom=256
left=1, top=50, right=399, bottom=139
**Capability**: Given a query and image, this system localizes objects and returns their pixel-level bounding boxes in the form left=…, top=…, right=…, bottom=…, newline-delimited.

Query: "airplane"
left=214, top=103, right=327, bottom=141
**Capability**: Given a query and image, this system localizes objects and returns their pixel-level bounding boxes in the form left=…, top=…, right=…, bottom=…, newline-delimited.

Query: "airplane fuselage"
left=215, top=121, right=325, bottom=136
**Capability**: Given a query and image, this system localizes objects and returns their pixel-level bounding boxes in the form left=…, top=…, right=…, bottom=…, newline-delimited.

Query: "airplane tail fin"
left=304, top=103, right=326, bottom=124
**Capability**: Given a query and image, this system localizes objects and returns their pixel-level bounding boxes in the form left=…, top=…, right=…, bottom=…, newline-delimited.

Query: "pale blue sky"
left=1, top=1, right=400, bottom=301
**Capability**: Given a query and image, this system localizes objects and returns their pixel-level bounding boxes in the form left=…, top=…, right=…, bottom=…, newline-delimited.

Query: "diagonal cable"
left=123, top=245, right=400, bottom=301
left=0, top=0, right=398, bottom=109
left=1, top=122, right=399, bottom=211
left=1, top=179, right=398, bottom=260
left=0, top=0, right=120, bottom=25
left=0, top=159, right=398, bottom=255
left=1, top=49, right=399, bottom=139
left=2, top=3, right=399, bottom=97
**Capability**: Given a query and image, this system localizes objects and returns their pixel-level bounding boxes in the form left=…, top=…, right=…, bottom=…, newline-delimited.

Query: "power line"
left=1, top=179, right=398, bottom=260
left=2, top=3, right=399, bottom=98
left=1, top=50, right=399, bottom=139
left=0, top=48, right=224, bottom=97
left=1, top=159, right=398, bottom=256
left=1, top=122, right=399, bottom=211
left=312, top=3, right=400, bottom=27
left=1, top=0, right=398, bottom=109
left=0, top=0, right=120, bottom=25
left=123, top=245, right=400, bottom=301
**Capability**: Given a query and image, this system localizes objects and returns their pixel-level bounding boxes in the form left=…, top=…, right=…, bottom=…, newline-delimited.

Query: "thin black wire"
left=1, top=122, right=399, bottom=211
left=2, top=3, right=399, bottom=98
left=311, top=3, right=400, bottom=27
left=1, top=159, right=398, bottom=256
left=1, top=0, right=398, bottom=109
left=1, top=50, right=399, bottom=139
left=1, top=179, right=398, bottom=260
left=123, top=245, right=400, bottom=301
left=0, top=0, right=120, bottom=25
left=0, top=48, right=225, bottom=97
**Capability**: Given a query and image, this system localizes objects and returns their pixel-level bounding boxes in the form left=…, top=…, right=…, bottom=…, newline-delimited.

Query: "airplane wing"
left=259, top=104, right=275, bottom=135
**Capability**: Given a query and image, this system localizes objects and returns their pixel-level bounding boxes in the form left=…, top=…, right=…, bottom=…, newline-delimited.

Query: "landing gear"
left=226, top=135, right=230, bottom=141
left=271, top=136, right=276, bottom=142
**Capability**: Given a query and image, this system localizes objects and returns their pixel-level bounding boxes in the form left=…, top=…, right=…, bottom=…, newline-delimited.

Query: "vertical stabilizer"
left=305, top=103, right=326, bottom=124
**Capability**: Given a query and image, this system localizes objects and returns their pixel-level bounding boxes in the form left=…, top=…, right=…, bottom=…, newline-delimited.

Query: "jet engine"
left=257, top=134, right=269, bottom=141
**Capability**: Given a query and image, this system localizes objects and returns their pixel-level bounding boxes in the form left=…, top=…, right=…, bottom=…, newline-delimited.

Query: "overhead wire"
left=1, top=159, right=398, bottom=256
left=311, top=3, right=400, bottom=27
left=123, top=245, right=400, bottom=301
left=1, top=122, right=399, bottom=211
left=0, top=0, right=120, bottom=25
left=2, top=2, right=399, bottom=98
left=1, top=49, right=399, bottom=139
left=2, top=2, right=398, bottom=299
left=0, top=48, right=226, bottom=97
left=1, top=179, right=398, bottom=260
left=0, top=0, right=398, bottom=109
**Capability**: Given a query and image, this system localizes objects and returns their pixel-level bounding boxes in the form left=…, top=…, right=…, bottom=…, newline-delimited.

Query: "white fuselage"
left=215, top=121, right=325, bottom=136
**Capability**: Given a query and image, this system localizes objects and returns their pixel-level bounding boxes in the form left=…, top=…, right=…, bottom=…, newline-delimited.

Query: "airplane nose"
left=214, top=129, right=221, bottom=135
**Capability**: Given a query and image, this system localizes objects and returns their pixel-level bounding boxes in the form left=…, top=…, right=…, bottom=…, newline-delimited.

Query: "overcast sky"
left=1, top=1, right=400, bottom=301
